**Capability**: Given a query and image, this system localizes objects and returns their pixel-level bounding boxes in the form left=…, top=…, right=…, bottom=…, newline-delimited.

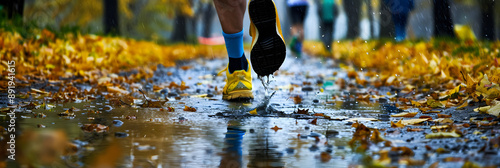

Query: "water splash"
left=258, top=75, right=272, bottom=97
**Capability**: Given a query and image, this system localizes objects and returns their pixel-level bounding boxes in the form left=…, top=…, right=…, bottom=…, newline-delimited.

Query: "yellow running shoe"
left=248, top=0, right=286, bottom=77
left=220, top=62, right=254, bottom=100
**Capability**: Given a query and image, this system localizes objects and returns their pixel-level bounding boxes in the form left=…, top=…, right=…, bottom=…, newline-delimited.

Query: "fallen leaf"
left=249, top=109, right=257, bottom=115
left=486, top=102, right=500, bottom=117
left=437, top=114, right=452, bottom=118
left=430, top=125, right=450, bottom=130
left=427, top=99, right=445, bottom=108
left=296, top=108, right=309, bottom=114
left=391, top=112, right=418, bottom=118
left=345, top=118, right=379, bottom=122
left=425, top=131, right=462, bottom=139
left=141, top=99, right=166, bottom=108
left=81, top=124, right=109, bottom=133
left=107, top=86, right=130, bottom=94
left=293, top=95, right=302, bottom=104
left=58, top=110, right=75, bottom=117
left=432, top=118, right=454, bottom=124
left=270, top=125, right=282, bottom=132
left=183, top=106, right=197, bottom=112
left=400, top=118, right=429, bottom=125
left=310, top=118, right=318, bottom=125
left=320, top=152, right=332, bottom=162
left=391, top=119, right=405, bottom=128
left=370, top=129, right=385, bottom=143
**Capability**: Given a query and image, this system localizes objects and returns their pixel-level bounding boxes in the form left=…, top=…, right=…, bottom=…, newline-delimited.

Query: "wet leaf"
left=390, top=146, right=414, bottom=157
left=141, top=99, right=166, bottom=108
left=486, top=102, right=500, bottom=117
left=391, top=112, right=417, bottom=118
left=348, top=123, right=371, bottom=152
left=391, top=119, right=405, bottom=128
left=107, top=86, right=129, bottom=94
left=249, top=109, right=257, bottom=115
left=425, top=131, right=461, bottom=139
left=310, top=118, right=318, bottom=125
left=345, top=118, right=378, bottom=122
left=270, top=125, right=282, bottom=132
left=430, top=125, right=450, bottom=130
left=437, top=114, right=451, bottom=118
left=58, top=110, right=75, bottom=117
left=292, top=95, right=302, bottom=104
left=370, top=129, right=385, bottom=143
left=427, top=99, right=445, bottom=108
left=183, top=106, right=197, bottom=112
left=320, top=152, right=332, bottom=162
left=296, top=108, right=309, bottom=114
left=400, top=118, right=429, bottom=125
left=432, top=118, right=454, bottom=124
left=81, top=124, right=109, bottom=133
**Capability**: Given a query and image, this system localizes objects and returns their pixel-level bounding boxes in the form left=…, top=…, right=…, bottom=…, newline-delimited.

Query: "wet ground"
left=5, top=52, right=500, bottom=167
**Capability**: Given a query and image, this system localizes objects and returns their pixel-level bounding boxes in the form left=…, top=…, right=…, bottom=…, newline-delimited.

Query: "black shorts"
left=289, top=5, right=308, bottom=25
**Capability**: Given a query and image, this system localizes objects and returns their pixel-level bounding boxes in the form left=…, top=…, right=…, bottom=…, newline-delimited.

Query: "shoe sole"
left=223, top=90, right=254, bottom=101
left=249, top=0, right=286, bottom=77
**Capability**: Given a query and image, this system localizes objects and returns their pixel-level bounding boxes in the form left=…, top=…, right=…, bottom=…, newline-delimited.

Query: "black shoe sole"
left=248, top=0, right=286, bottom=77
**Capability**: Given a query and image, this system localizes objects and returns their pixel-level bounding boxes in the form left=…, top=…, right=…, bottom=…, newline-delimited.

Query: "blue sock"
left=222, top=30, right=244, bottom=58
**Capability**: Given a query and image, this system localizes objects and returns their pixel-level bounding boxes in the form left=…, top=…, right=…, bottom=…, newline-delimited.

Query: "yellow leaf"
left=107, top=86, right=130, bottom=94
left=456, top=101, right=469, bottom=110
left=461, top=71, right=476, bottom=94
left=391, top=112, right=418, bottom=118
left=249, top=109, right=258, bottom=115
left=391, top=119, right=405, bottom=128
left=486, top=103, right=500, bottom=117
left=427, top=99, right=445, bottom=108
left=425, top=131, right=461, bottom=139
left=400, top=118, right=429, bottom=125
left=474, top=106, right=491, bottom=113
left=432, top=118, right=454, bottom=124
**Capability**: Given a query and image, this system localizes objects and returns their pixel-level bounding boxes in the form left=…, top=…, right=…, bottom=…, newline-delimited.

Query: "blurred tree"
left=378, top=0, right=394, bottom=38
left=345, top=0, right=361, bottom=39
left=0, top=0, right=25, bottom=19
left=480, top=0, right=495, bottom=40
left=104, top=0, right=120, bottom=34
left=433, top=0, right=455, bottom=38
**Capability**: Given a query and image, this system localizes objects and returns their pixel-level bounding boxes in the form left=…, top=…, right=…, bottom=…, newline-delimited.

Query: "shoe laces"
left=218, top=67, right=249, bottom=82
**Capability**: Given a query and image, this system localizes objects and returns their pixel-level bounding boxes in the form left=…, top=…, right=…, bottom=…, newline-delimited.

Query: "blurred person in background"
left=316, top=0, right=337, bottom=53
left=384, top=0, right=414, bottom=41
left=287, top=0, right=309, bottom=58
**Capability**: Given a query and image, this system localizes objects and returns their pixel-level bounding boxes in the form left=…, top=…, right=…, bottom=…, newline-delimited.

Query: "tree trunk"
left=172, top=14, right=188, bottom=42
left=433, top=0, right=454, bottom=37
left=379, top=1, right=394, bottom=38
left=480, top=0, right=495, bottom=40
left=345, top=0, right=361, bottom=39
left=201, top=4, right=215, bottom=38
left=104, top=0, right=120, bottom=35
left=0, top=0, right=24, bottom=19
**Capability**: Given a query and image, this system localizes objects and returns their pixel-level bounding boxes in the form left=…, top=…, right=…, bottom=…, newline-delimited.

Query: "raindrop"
left=366, top=52, right=369, bottom=55
left=319, top=26, right=321, bottom=28
left=364, top=41, right=367, bottom=43
left=327, top=45, right=330, bottom=48
left=322, top=35, right=325, bottom=37
left=337, top=41, right=340, bottom=43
